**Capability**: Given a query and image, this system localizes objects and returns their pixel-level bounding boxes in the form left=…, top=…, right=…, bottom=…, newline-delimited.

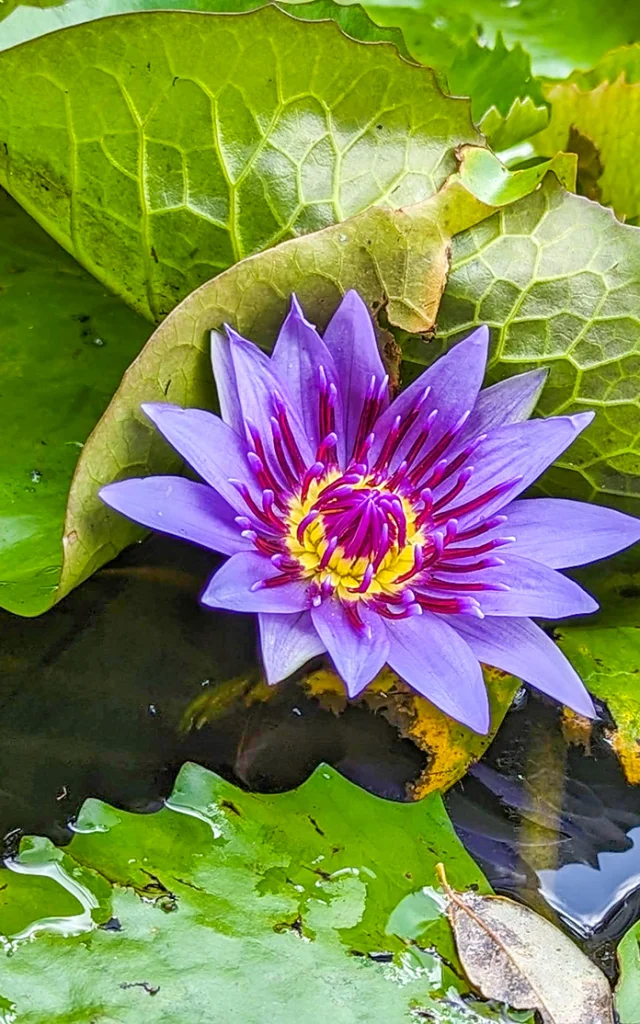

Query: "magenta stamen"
left=393, top=544, right=425, bottom=584
left=348, top=563, right=374, bottom=594
left=297, top=509, right=320, bottom=543
left=301, top=461, right=326, bottom=501
left=432, top=466, right=474, bottom=512
left=432, top=476, right=523, bottom=525
left=274, top=392, right=306, bottom=476
left=442, top=536, right=515, bottom=559
left=319, top=535, right=339, bottom=570
left=454, top=514, right=508, bottom=543
left=435, top=556, right=505, bottom=573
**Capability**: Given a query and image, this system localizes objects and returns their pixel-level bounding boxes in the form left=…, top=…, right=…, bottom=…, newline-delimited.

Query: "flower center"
left=237, top=366, right=518, bottom=627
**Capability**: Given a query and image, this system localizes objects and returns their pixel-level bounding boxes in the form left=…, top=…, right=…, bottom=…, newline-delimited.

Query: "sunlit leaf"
left=365, top=0, right=640, bottom=78
left=0, top=6, right=478, bottom=321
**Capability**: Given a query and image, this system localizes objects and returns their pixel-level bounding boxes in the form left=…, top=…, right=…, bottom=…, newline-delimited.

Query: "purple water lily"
left=100, top=292, right=640, bottom=734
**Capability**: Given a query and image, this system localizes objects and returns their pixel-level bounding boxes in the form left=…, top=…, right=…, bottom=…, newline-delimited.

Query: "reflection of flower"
left=101, top=292, right=640, bottom=733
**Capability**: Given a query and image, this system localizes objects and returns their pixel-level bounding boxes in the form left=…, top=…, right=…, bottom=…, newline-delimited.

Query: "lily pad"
left=0, top=6, right=478, bottom=321
left=0, top=187, right=149, bottom=617
left=0, top=761, right=500, bottom=1022
left=616, top=917, right=640, bottom=1023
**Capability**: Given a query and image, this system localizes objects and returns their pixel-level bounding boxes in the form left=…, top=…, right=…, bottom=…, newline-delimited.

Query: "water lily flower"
left=100, top=292, right=640, bottom=734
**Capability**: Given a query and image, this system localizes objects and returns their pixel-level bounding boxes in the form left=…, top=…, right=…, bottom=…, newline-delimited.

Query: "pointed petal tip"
left=570, top=409, right=596, bottom=430
left=141, top=401, right=175, bottom=423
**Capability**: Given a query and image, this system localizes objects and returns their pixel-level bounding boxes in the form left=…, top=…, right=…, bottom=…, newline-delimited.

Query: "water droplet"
left=148, top=704, right=157, bottom=716
left=292, top=706, right=302, bottom=716
left=92, top=337, right=105, bottom=347
left=30, top=470, right=42, bottom=484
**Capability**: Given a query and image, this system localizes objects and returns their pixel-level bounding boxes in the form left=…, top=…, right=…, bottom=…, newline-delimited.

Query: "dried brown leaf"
left=437, top=865, right=614, bottom=1024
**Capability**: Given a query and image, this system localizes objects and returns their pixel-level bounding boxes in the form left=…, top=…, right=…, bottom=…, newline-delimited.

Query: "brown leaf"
left=437, top=864, right=614, bottom=1024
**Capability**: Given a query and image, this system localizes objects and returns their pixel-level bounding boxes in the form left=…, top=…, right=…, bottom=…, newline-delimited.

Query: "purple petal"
left=448, top=615, right=596, bottom=718
left=259, top=611, right=326, bottom=684
left=435, top=412, right=594, bottom=525
left=386, top=612, right=489, bottom=733
left=201, top=552, right=309, bottom=613
left=322, top=290, right=388, bottom=459
left=310, top=600, right=389, bottom=697
left=271, top=296, right=345, bottom=464
left=210, top=329, right=242, bottom=434
left=458, top=368, right=547, bottom=438
left=227, top=325, right=314, bottom=465
left=99, top=476, right=248, bottom=556
left=442, top=554, right=598, bottom=618
left=141, top=403, right=259, bottom=516
left=370, top=326, right=490, bottom=468
left=500, top=498, right=640, bottom=568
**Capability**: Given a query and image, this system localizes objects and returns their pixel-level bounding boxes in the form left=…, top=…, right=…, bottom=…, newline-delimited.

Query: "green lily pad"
left=422, top=172, right=640, bottom=516
left=0, top=187, right=149, bottom=617
left=617, top=918, right=640, bottom=1023
left=0, top=761, right=506, bottom=1022
left=0, top=6, right=478, bottom=321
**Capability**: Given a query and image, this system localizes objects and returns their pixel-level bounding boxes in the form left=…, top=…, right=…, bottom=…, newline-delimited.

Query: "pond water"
left=1, top=533, right=638, bottom=977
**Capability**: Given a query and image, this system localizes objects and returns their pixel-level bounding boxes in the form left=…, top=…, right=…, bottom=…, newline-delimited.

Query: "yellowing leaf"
left=437, top=865, right=615, bottom=1024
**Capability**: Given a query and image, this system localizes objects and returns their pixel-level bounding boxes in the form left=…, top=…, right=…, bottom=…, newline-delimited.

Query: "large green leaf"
left=0, top=761, right=510, bottom=1022
left=365, top=0, right=640, bottom=79
left=417, top=172, right=640, bottom=515
left=534, top=46, right=640, bottom=223
left=0, top=0, right=413, bottom=56
left=0, top=188, right=150, bottom=617
left=0, top=6, right=478, bottom=321
left=0, top=0, right=546, bottom=150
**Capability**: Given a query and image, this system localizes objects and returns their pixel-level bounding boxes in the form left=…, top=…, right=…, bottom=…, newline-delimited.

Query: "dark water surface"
left=1, top=534, right=639, bottom=975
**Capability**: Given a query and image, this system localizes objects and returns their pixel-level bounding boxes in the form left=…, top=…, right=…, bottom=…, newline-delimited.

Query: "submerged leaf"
left=302, top=665, right=519, bottom=796
left=438, top=865, right=615, bottom=1024
left=557, top=626, right=640, bottom=785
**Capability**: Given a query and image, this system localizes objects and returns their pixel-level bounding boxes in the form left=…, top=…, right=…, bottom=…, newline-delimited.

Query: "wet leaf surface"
left=616, top=919, right=640, bottom=1023
left=439, top=865, right=615, bottom=1023
left=0, top=761, right=497, bottom=1022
